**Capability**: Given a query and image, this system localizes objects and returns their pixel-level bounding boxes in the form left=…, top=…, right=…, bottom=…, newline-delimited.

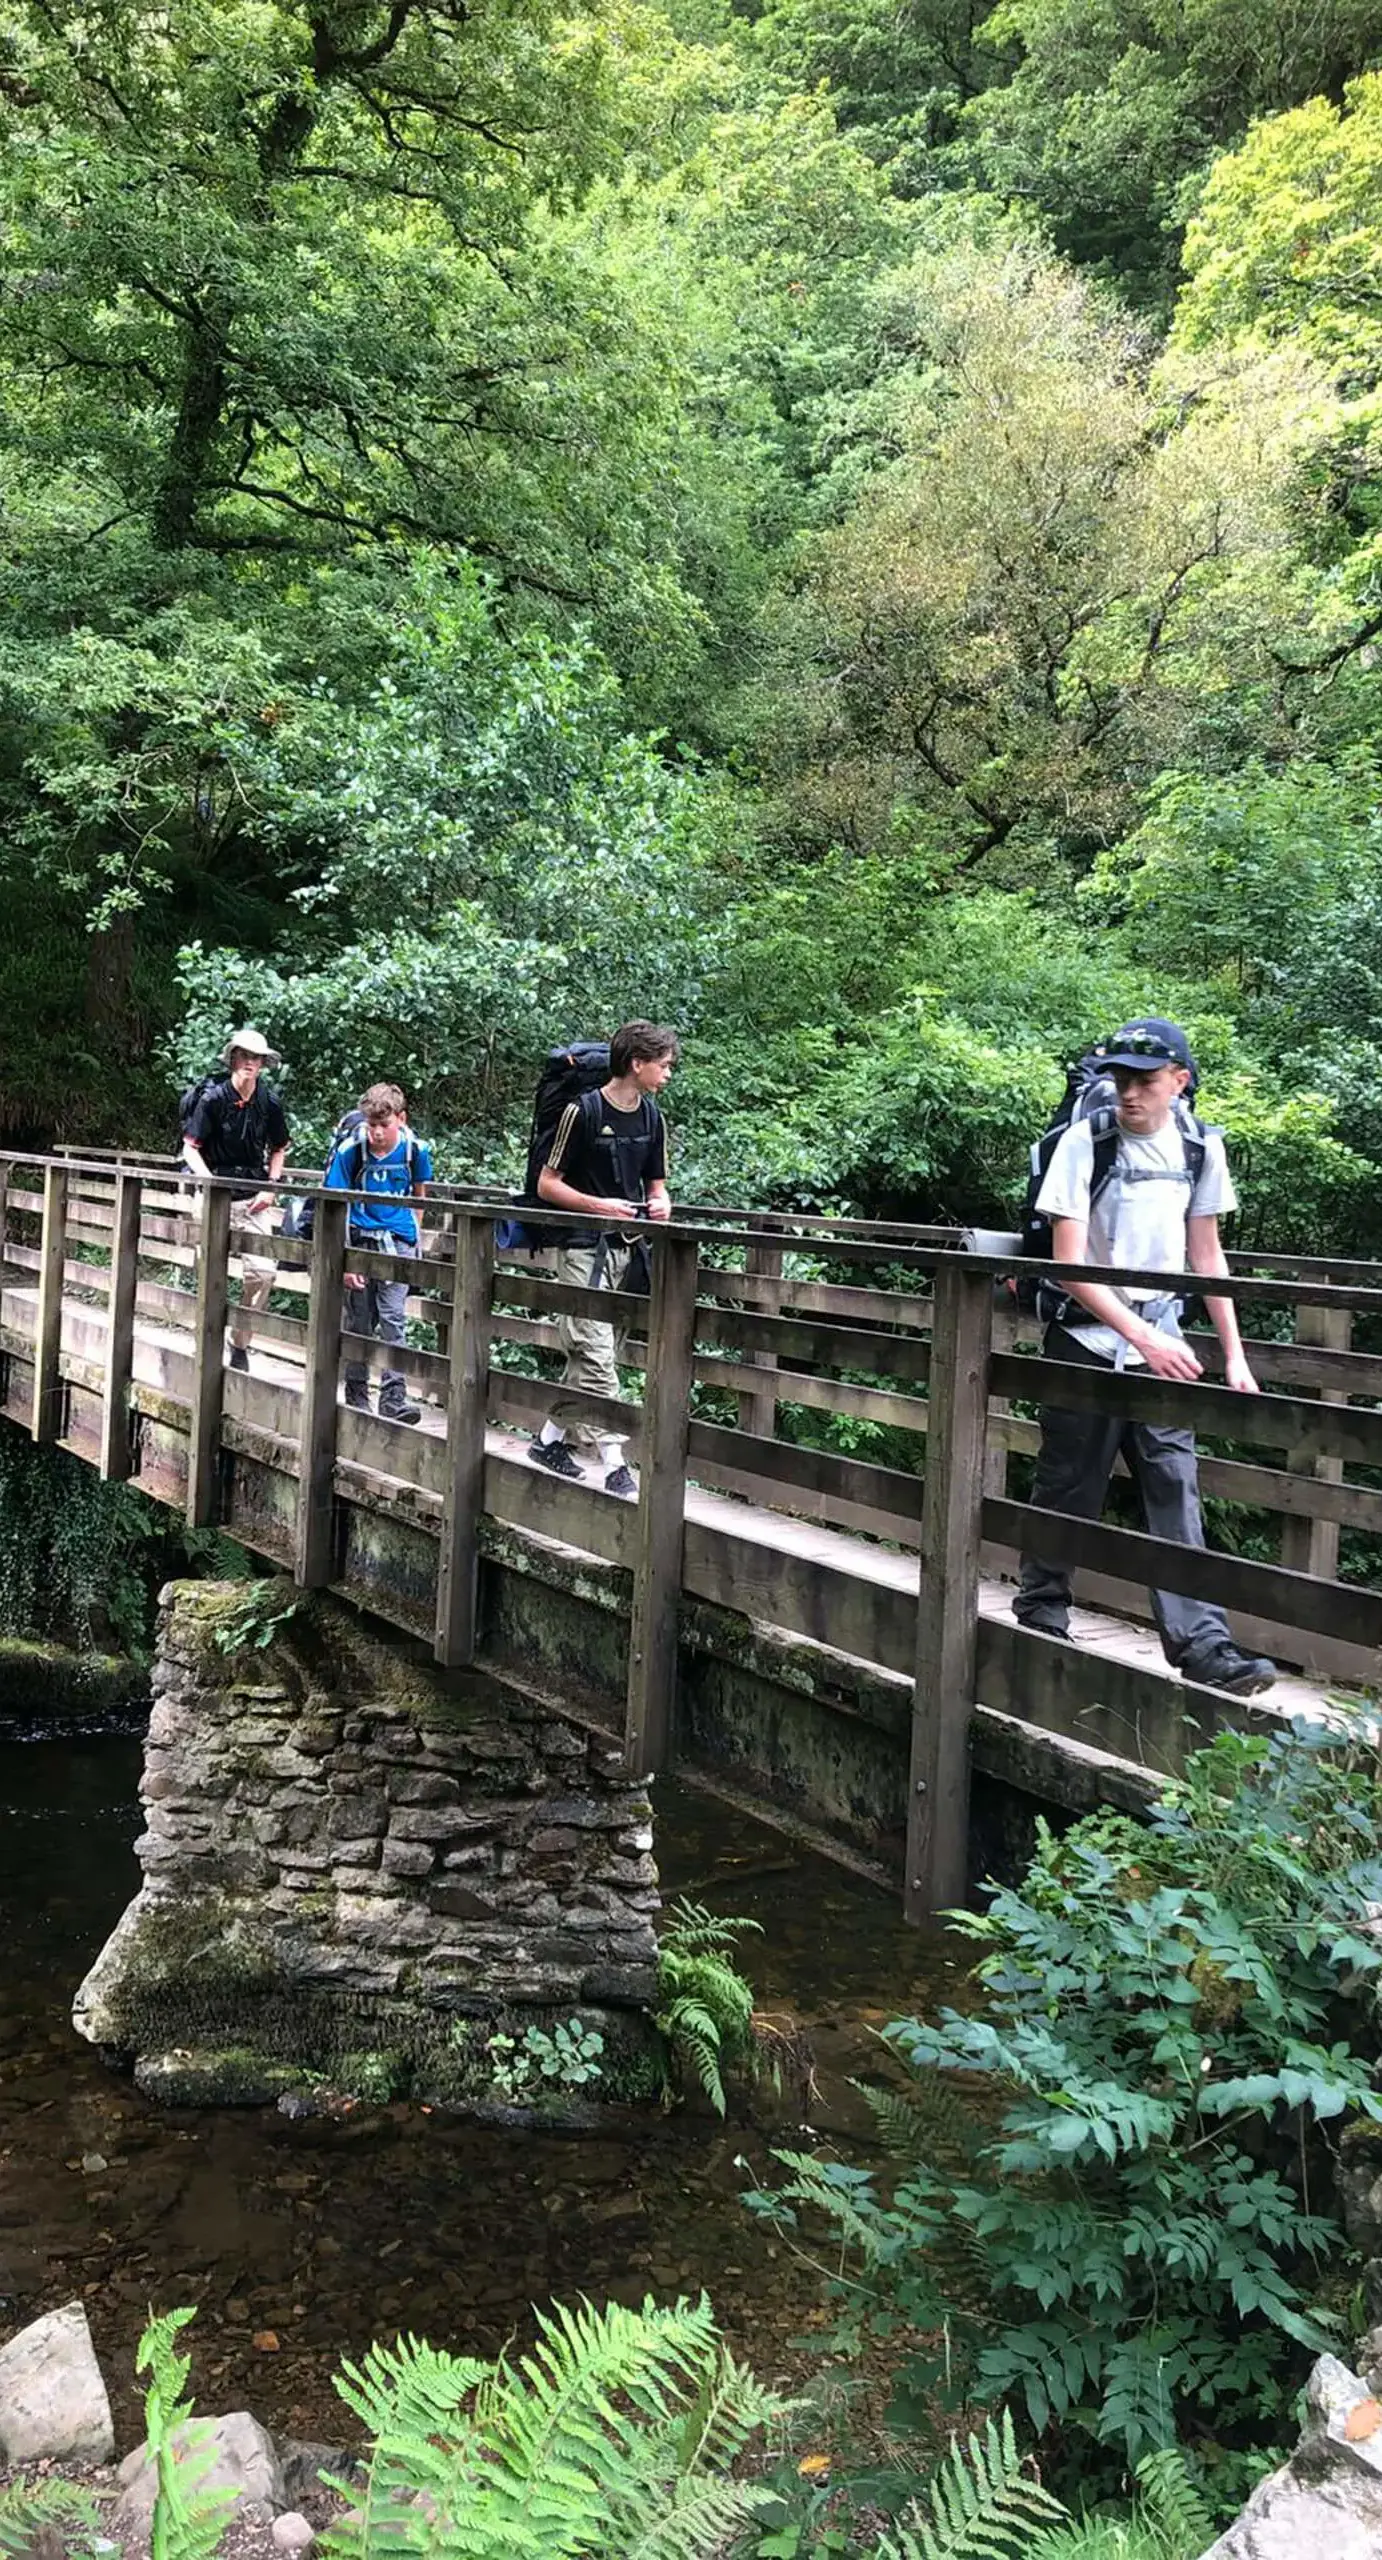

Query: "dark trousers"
left=342, top=1236, right=417, bottom=1412
left=1015, top=1325, right=1233, bottom=1672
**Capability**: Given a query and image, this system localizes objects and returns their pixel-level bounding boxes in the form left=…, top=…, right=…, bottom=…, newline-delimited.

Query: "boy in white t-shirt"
left=1014, top=1018, right=1277, bottom=1699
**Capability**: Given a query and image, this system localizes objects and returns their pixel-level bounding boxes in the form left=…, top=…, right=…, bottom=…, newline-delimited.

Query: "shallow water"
left=0, top=1715, right=960, bottom=2448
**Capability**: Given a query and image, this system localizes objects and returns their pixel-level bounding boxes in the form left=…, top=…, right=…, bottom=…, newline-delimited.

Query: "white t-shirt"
left=1036, top=1116, right=1237, bottom=1365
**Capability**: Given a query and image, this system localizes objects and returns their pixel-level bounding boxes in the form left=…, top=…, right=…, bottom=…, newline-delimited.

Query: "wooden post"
left=186, top=1182, right=232, bottom=1528
left=625, top=1228, right=700, bottom=1777
left=434, top=1213, right=496, bottom=1667
left=99, top=1171, right=143, bottom=1481
left=294, top=1190, right=349, bottom=1587
left=737, top=1218, right=783, bottom=1438
left=30, top=1163, right=69, bottom=1445
left=906, top=1257, right=993, bottom=1922
left=1280, top=1299, right=1351, bottom=1582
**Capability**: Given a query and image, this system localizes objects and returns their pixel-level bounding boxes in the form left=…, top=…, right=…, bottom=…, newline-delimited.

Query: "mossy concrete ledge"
left=0, top=1637, right=148, bottom=1723
left=72, top=1579, right=663, bottom=2116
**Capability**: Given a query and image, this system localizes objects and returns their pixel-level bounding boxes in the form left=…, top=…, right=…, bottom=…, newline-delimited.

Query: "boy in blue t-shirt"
left=325, top=1082, right=434, bottom=1425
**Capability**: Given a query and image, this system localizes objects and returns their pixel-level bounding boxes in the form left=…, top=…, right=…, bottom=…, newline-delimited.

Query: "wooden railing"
left=5, top=1152, right=1382, bottom=1916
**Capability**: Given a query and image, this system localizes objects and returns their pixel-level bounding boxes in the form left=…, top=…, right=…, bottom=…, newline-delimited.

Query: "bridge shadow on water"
left=0, top=1716, right=959, bottom=2449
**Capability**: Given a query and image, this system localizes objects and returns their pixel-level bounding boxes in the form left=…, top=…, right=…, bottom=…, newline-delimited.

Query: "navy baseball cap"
left=1101, top=1018, right=1194, bottom=1072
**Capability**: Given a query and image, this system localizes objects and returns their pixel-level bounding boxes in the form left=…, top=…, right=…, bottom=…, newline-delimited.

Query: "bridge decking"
left=0, top=1153, right=1378, bottom=1914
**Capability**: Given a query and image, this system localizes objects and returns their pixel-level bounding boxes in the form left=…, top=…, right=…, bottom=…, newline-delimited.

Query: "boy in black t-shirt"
left=528, top=1021, right=678, bottom=1497
left=182, top=1027, right=290, bottom=1372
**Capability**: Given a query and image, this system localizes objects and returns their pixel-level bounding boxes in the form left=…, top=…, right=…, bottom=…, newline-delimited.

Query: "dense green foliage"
left=1, top=0, right=1381, bottom=1239
left=749, top=1721, right=1382, bottom=2485
left=655, top=1896, right=763, bottom=2113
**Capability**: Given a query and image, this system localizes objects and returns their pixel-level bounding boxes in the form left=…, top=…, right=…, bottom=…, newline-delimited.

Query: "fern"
left=0, top=2476, right=102, bottom=2557
left=1028, top=2448, right=1219, bottom=2559
left=654, top=1900, right=763, bottom=2116
left=323, top=2292, right=792, bottom=2558
left=137, top=2308, right=238, bottom=2560
left=879, top=2413, right=1067, bottom=2560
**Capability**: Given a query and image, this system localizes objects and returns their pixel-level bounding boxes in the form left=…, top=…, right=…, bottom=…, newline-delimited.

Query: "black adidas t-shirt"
left=545, top=1090, right=667, bottom=1244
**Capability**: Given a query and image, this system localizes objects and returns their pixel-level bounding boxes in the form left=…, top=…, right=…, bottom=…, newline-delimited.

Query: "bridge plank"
left=186, top=1184, right=232, bottom=1526
left=990, top=1347, right=1382, bottom=1466
left=984, top=1492, right=1382, bottom=1652
left=908, top=1262, right=992, bottom=1920
left=30, top=1165, right=68, bottom=1446
left=294, top=1191, right=348, bottom=1588
left=434, top=1216, right=495, bottom=1668
left=98, top=1172, right=143, bottom=1481
left=626, top=1231, right=699, bottom=1777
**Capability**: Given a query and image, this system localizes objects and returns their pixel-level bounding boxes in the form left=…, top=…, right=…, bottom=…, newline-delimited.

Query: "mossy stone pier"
left=73, top=1581, right=664, bottom=2115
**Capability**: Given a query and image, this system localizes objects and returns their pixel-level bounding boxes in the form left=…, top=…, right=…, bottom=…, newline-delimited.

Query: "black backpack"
left=496, top=1041, right=611, bottom=1252
left=1017, top=1049, right=1207, bottom=1325
left=178, top=1070, right=224, bottom=1140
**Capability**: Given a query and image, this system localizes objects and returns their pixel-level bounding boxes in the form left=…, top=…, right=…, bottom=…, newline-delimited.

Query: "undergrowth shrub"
left=655, top=1897, right=765, bottom=2114
left=749, top=1719, right=1382, bottom=2480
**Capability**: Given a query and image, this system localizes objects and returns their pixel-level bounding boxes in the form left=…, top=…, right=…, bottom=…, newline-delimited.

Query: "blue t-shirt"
left=325, top=1133, right=433, bottom=1244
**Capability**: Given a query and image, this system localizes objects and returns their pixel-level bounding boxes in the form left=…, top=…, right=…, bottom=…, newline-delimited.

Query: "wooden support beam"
left=625, top=1229, right=700, bottom=1777
left=98, top=1172, right=143, bottom=1480
left=294, top=1190, right=348, bottom=1587
left=1279, top=1301, right=1350, bottom=1581
left=737, top=1219, right=783, bottom=1438
left=907, top=1258, right=992, bottom=1922
left=30, top=1163, right=69, bottom=1444
left=186, top=1183, right=232, bottom=1528
left=434, top=1215, right=495, bottom=1668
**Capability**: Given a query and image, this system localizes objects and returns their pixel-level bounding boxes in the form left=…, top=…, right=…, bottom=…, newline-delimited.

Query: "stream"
left=0, top=1708, right=958, bottom=2449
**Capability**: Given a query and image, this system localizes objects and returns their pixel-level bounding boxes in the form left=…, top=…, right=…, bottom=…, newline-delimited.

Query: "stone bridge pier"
left=73, top=1582, right=665, bottom=2115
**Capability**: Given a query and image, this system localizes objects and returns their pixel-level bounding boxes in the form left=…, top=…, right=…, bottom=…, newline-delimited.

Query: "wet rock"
left=0, top=2299, right=115, bottom=2462
left=1203, top=2354, right=1382, bottom=2557
left=272, top=2514, right=316, bottom=2553
left=277, top=2439, right=361, bottom=2506
left=112, top=2410, right=286, bottom=2539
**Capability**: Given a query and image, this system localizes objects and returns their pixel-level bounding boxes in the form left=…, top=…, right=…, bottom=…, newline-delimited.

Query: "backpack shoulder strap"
left=1089, top=1117, right=1121, bottom=1206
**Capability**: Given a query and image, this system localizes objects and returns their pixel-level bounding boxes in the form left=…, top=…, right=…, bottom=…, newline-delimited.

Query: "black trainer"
left=529, top=1437, right=584, bottom=1480
left=1184, top=1646, right=1277, bottom=1698
left=380, top=1397, right=422, bottom=1427
left=604, top=1464, right=638, bottom=1500
left=228, top=1345, right=249, bottom=1372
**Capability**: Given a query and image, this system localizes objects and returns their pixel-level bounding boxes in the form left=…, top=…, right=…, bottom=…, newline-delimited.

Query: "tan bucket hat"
left=221, top=1025, right=280, bottom=1067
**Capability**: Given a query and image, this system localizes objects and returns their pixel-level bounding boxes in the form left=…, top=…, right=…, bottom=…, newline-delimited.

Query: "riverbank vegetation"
left=0, top=0, right=1379, bottom=1253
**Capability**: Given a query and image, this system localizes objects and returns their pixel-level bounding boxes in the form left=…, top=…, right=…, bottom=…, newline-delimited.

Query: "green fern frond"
left=1130, top=2447, right=1216, bottom=2555
left=862, top=2070, right=982, bottom=2172
left=880, top=2412, right=1067, bottom=2560
left=322, top=2293, right=791, bottom=2560
left=658, top=1899, right=764, bottom=1960
left=135, top=2309, right=239, bottom=2560
left=0, top=2476, right=102, bottom=2558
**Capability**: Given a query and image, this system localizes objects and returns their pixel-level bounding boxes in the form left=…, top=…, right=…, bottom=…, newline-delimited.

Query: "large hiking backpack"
left=177, top=1071, right=223, bottom=1141
left=1017, top=1047, right=1207, bottom=1326
left=281, top=1111, right=421, bottom=1242
left=496, top=1041, right=611, bottom=1253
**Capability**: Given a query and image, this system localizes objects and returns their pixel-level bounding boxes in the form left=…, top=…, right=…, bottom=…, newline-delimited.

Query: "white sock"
left=539, top=1418, right=566, bottom=1447
left=598, top=1436, right=626, bottom=1474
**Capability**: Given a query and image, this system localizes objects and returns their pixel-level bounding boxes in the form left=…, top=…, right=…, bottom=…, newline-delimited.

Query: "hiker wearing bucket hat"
left=181, top=1028, right=290, bottom=1372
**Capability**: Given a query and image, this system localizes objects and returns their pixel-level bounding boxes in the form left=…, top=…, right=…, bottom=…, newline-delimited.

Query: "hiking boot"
left=379, top=1395, right=422, bottom=1426
left=529, top=1437, right=584, bottom=1480
left=344, top=1382, right=371, bottom=1411
left=1183, top=1646, right=1277, bottom=1698
left=228, top=1345, right=250, bottom=1372
left=1013, top=1602, right=1069, bottom=1640
left=604, top=1463, right=638, bottom=1500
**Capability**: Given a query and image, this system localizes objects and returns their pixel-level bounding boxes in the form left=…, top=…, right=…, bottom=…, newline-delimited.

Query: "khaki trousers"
left=190, top=1190, right=279, bottom=1348
left=552, top=1239, right=634, bottom=1453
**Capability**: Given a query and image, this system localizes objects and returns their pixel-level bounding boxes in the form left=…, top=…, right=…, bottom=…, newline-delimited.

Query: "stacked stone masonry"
left=73, top=1581, right=663, bottom=2113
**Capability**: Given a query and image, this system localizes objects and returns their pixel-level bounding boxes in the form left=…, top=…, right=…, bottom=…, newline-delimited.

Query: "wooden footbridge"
left=2, top=1151, right=1379, bottom=1915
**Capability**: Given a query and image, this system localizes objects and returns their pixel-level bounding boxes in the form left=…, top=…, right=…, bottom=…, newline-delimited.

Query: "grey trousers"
left=552, top=1238, right=633, bottom=1453
left=342, top=1236, right=417, bottom=1410
left=1015, top=1324, right=1234, bottom=1672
